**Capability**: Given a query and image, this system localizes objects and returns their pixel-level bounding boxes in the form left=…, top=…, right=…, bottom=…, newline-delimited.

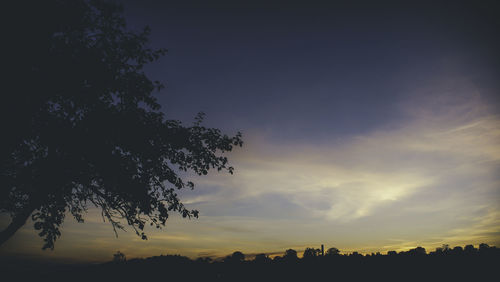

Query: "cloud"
left=179, top=85, right=500, bottom=253
left=2, top=80, right=498, bottom=261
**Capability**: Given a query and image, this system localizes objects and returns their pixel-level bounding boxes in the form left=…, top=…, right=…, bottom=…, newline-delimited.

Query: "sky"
left=1, top=0, right=500, bottom=262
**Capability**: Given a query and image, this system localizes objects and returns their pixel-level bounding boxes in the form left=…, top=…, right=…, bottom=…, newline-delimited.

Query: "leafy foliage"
left=1, top=0, right=242, bottom=249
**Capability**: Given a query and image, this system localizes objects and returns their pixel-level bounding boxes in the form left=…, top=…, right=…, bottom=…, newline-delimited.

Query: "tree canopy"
left=224, top=251, right=245, bottom=263
left=325, top=247, right=340, bottom=256
left=0, top=0, right=242, bottom=249
left=283, top=249, right=298, bottom=261
left=302, top=248, right=319, bottom=259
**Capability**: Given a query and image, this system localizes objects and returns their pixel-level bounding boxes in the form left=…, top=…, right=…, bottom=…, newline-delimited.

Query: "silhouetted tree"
left=350, top=251, right=362, bottom=257
left=434, top=244, right=451, bottom=255
left=479, top=243, right=490, bottom=251
left=464, top=244, right=476, bottom=254
left=408, top=246, right=426, bottom=256
left=283, top=249, right=298, bottom=261
left=224, top=251, right=245, bottom=263
left=302, top=247, right=319, bottom=259
left=231, top=251, right=245, bottom=262
left=451, top=246, right=463, bottom=255
left=442, top=244, right=450, bottom=253
left=195, top=257, right=212, bottom=263
left=272, top=255, right=283, bottom=262
left=113, top=251, right=126, bottom=263
left=325, top=247, right=340, bottom=256
left=253, top=253, right=271, bottom=264
left=0, top=0, right=242, bottom=249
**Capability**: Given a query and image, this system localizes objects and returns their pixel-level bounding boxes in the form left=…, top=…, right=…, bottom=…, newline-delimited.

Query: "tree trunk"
left=0, top=208, right=34, bottom=247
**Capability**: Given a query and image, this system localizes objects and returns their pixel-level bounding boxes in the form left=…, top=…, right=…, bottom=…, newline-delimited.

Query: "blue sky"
left=1, top=0, right=499, bottom=262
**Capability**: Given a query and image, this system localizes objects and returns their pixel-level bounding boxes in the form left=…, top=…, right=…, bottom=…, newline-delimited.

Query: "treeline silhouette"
left=2, top=243, right=498, bottom=282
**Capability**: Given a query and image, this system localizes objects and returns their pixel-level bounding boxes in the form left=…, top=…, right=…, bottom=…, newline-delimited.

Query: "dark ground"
left=2, top=246, right=498, bottom=282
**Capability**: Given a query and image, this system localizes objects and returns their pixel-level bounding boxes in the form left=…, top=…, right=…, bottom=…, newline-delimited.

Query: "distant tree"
left=479, top=243, right=490, bottom=251
left=350, top=251, right=362, bottom=257
left=387, top=251, right=397, bottom=256
left=479, top=243, right=490, bottom=250
left=0, top=0, right=242, bottom=249
left=325, top=247, right=340, bottom=256
left=451, top=246, right=463, bottom=255
left=225, top=251, right=245, bottom=263
left=113, top=251, right=126, bottom=263
left=408, top=246, right=426, bottom=256
left=302, top=247, right=319, bottom=259
left=253, top=253, right=271, bottom=264
left=464, top=244, right=476, bottom=254
left=442, top=244, right=450, bottom=252
left=195, top=257, right=212, bottom=263
left=272, top=255, right=283, bottom=262
left=233, top=251, right=245, bottom=262
left=435, top=244, right=450, bottom=255
left=283, top=249, right=298, bottom=261
left=434, top=247, right=443, bottom=254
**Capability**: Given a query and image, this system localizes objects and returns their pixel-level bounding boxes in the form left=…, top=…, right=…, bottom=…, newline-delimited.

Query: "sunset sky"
left=1, top=0, right=499, bottom=262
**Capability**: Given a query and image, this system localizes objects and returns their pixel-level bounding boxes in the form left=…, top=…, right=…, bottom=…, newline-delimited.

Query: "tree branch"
left=0, top=207, right=35, bottom=247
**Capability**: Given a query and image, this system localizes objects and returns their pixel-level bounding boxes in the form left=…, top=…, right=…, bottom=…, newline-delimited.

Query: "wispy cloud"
left=2, top=81, right=498, bottom=261
left=178, top=85, right=500, bottom=254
